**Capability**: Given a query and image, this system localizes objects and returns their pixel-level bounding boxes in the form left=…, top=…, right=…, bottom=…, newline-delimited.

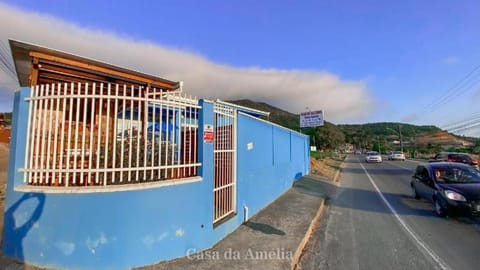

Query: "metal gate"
left=213, top=102, right=237, bottom=224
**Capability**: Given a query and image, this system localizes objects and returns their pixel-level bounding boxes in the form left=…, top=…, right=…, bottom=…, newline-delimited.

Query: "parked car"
left=430, top=152, right=478, bottom=169
left=411, top=162, right=480, bottom=216
left=388, top=151, right=406, bottom=161
left=365, top=151, right=382, bottom=163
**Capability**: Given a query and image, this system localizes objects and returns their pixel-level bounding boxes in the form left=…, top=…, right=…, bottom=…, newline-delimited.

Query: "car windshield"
left=368, top=152, right=378, bottom=156
left=392, top=151, right=403, bottom=155
left=434, top=166, right=480, bottom=184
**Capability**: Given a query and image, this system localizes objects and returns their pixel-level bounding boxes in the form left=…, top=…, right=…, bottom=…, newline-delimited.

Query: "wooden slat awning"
left=9, top=40, right=180, bottom=90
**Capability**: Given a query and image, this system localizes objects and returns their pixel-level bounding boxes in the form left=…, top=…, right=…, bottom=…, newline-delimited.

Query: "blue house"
left=2, top=40, right=310, bottom=269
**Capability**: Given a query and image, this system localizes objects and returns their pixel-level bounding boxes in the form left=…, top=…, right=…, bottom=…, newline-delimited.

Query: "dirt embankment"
left=310, top=157, right=343, bottom=181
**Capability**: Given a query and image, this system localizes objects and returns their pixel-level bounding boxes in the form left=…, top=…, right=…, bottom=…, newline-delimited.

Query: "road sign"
left=300, top=110, right=324, bottom=128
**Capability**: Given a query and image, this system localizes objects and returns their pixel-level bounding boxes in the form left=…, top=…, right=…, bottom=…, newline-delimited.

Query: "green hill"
left=228, top=99, right=479, bottom=154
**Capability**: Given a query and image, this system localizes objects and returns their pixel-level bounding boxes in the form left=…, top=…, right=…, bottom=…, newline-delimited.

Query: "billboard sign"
left=300, top=110, right=324, bottom=128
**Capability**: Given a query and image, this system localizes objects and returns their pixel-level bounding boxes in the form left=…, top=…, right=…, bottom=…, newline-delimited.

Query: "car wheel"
left=412, top=185, right=420, bottom=199
left=434, top=199, right=447, bottom=217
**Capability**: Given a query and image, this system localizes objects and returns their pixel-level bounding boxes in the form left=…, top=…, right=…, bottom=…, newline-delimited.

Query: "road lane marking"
left=360, top=163, right=451, bottom=270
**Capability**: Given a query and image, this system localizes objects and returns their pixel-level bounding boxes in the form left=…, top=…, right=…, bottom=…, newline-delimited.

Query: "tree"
left=315, top=123, right=345, bottom=150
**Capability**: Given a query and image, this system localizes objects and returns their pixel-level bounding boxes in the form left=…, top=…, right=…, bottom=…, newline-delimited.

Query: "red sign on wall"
left=204, top=124, right=214, bottom=143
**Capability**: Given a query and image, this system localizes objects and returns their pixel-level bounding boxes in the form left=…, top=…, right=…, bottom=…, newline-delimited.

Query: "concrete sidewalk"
left=137, top=175, right=335, bottom=270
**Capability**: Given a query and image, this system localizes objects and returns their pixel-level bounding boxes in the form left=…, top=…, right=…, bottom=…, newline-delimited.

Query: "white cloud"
left=175, top=228, right=185, bottom=237
left=86, top=232, right=109, bottom=253
left=55, top=241, right=75, bottom=256
left=401, top=113, right=419, bottom=123
left=442, top=56, right=460, bottom=65
left=0, top=3, right=375, bottom=122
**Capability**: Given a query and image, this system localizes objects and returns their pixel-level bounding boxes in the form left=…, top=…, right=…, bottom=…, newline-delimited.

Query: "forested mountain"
left=228, top=99, right=479, bottom=154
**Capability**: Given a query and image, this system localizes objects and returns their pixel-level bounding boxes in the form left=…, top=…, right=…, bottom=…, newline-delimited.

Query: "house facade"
left=2, top=40, right=309, bottom=269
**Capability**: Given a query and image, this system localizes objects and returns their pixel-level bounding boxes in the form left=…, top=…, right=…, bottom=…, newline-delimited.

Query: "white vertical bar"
left=46, top=84, right=55, bottom=185
left=220, top=112, right=223, bottom=190
left=33, top=84, right=44, bottom=184
left=24, top=86, right=35, bottom=183
left=88, top=83, right=96, bottom=184
left=194, top=96, right=197, bottom=175
left=95, top=83, right=103, bottom=184
left=164, top=92, right=170, bottom=179
left=150, top=90, right=156, bottom=179
left=170, top=106, right=176, bottom=178
left=52, top=84, right=61, bottom=186
left=104, top=84, right=111, bottom=185
left=39, top=84, right=50, bottom=184
left=120, top=84, right=126, bottom=183
left=128, top=85, right=134, bottom=182
left=65, top=83, right=74, bottom=186
left=182, top=94, right=186, bottom=177
left=135, top=87, right=142, bottom=181
left=29, top=86, right=40, bottom=184
left=80, top=83, right=88, bottom=185
left=187, top=95, right=192, bottom=176
left=232, top=109, right=237, bottom=213
left=143, top=87, right=148, bottom=180
left=157, top=89, right=163, bottom=179
left=72, top=83, right=81, bottom=185
left=213, top=107, right=216, bottom=221
left=223, top=114, right=226, bottom=189
left=112, top=84, right=119, bottom=182
left=58, top=83, right=68, bottom=185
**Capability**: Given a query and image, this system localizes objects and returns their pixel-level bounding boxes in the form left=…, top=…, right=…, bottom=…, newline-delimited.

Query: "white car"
left=365, top=151, right=382, bottom=163
left=388, top=151, right=406, bottom=161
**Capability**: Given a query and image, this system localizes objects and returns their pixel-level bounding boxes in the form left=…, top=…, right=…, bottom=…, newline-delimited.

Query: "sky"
left=0, top=0, right=480, bottom=136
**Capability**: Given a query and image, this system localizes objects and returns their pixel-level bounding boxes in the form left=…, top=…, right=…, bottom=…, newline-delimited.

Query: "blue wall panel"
left=214, top=113, right=309, bottom=242
left=273, top=127, right=291, bottom=165
left=3, top=182, right=214, bottom=270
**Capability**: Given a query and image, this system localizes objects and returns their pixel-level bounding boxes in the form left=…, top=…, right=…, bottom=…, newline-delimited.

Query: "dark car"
left=411, top=162, right=480, bottom=216
left=430, top=152, right=478, bottom=169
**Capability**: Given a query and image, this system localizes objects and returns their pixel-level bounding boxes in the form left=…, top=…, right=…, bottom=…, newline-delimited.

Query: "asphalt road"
left=299, top=156, right=480, bottom=270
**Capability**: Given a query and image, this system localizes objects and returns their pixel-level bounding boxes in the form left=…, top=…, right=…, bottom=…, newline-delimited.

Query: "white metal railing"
left=213, top=102, right=237, bottom=223
left=22, top=83, right=201, bottom=187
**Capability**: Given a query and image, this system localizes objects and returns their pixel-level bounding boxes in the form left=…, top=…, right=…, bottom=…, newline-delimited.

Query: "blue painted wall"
left=213, top=113, right=309, bottom=242
left=2, top=91, right=309, bottom=269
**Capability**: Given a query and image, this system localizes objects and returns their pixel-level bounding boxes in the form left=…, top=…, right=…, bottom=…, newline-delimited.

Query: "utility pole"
left=386, top=125, right=404, bottom=153
left=399, top=124, right=403, bottom=153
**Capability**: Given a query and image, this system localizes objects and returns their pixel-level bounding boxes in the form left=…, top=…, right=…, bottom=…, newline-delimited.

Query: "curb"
left=333, top=167, right=341, bottom=183
left=290, top=198, right=325, bottom=270
left=332, top=158, right=345, bottom=183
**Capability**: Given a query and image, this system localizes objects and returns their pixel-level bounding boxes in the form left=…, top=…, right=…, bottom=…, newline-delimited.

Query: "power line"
left=0, top=40, right=17, bottom=83
left=0, top=40, right=14, bottom=69
left=441, top=112, right=480, bottom=130
left=448, top=121, right=480, bottom=134
left=447, top=119, right=480, bottom=132
left=424, top=64, right=480, bottom=110
left=433, top=79, right=480, bottom=113
left=419, top=64, right=480, bottom=118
